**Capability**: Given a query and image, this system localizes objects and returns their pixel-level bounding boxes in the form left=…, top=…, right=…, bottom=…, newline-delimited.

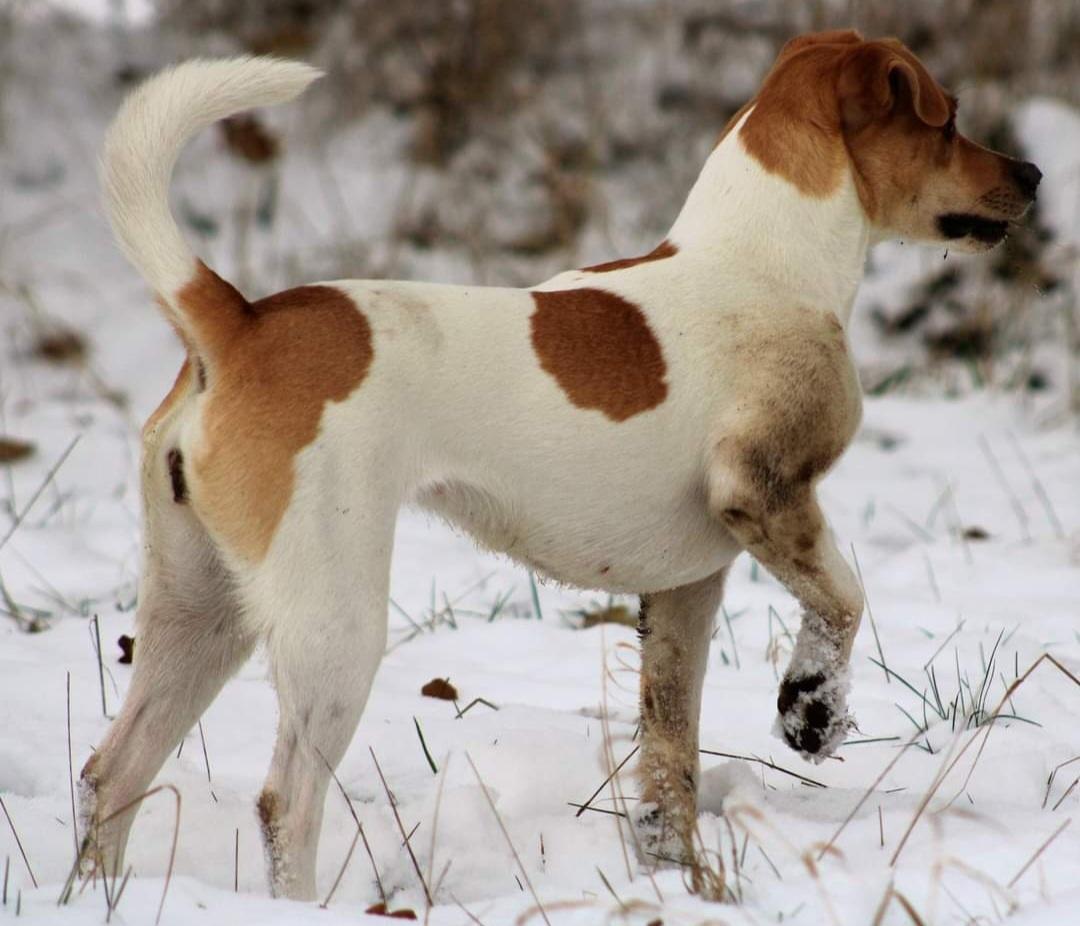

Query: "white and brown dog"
left=80, top=30, right=1040, bottom=899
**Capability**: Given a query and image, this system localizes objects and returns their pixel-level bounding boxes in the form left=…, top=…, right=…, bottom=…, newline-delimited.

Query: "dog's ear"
left=839, top=41, right=951, bottom=132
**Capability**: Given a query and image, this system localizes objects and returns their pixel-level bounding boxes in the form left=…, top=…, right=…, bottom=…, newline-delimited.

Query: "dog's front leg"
left=713, top=481, right=864, bottom=761
left=633, top=571, right=726, bottom=882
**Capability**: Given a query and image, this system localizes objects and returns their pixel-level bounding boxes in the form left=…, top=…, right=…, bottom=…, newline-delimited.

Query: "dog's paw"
left=774, top=670, right=853, bottom=762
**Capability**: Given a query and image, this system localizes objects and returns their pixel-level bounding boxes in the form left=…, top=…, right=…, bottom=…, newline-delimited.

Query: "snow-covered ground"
left=2, top=12, right=1079, bottom=926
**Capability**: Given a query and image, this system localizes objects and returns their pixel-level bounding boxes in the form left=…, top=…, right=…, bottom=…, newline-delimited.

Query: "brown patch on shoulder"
left=529, top=288, right=667, bottom=422
left=580, top=240, right=677, bottom=274
left=194, top=286, right=374, bottom=563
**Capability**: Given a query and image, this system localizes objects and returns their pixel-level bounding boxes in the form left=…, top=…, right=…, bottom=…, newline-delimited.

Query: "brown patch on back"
left=193, top=285, right=374, bottom=563
left=529, top=288, right=667, bottom=422
left=580, top=239, right=677, bottom=274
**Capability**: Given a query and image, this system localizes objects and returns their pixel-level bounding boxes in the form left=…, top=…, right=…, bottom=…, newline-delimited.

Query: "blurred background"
left=1, top=0, right=1079, bottom=424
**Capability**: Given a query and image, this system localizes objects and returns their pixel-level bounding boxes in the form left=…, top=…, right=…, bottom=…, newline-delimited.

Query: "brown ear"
left=886, top=52, right=951, bottom=126
left=839, top=42, right=950, bottom=131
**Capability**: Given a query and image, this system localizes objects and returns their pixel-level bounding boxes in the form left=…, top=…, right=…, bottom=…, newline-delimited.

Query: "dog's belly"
left=415, top=477, right=741, bottom=594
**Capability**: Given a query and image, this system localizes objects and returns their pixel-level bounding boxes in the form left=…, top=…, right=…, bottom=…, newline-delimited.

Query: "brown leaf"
left=364, top=903, right=418, bottom=919
left=962, top=526, right=991, bottom=541
left=220, top=115, right=279, bottom=164
left=117, top=634, right=135, bottom=665
left=421, top=677, right=458, bottom=701
left=0, top=437, right=35, bottom=464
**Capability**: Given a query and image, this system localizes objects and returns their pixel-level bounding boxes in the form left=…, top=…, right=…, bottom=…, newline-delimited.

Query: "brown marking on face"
left=731, top=27, right=1026, bottom=235
left=192, top=285, right=374, bottom=563
left=580, top=239, right=678, bottom=274
left=843, top=97, right=1025, bottom=238
left=529, top=288, right=667, bottom=422
left=833, top=40, right=1036, bottom=245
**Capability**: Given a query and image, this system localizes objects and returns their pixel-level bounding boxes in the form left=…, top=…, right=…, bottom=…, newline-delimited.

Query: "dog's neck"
left=668, top=112, right=871, bottom=326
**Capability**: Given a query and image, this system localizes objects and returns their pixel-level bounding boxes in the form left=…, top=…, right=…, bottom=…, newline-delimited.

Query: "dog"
left=79, top=29, right=1040, bottom=900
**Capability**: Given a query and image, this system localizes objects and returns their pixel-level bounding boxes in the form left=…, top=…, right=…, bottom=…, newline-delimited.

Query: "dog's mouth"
left=936, top=213, right=1010, bottom=245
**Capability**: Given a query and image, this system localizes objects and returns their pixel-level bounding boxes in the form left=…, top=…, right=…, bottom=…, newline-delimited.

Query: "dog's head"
left=734, top=30, right=1040, bottom=251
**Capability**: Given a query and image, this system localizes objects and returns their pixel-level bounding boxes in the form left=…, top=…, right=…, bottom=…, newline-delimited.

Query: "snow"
left=1, top=12, right=1079, bottom=926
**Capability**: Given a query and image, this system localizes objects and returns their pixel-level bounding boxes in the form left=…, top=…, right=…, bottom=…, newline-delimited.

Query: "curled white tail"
left=102, top=56, right=321, bottom=320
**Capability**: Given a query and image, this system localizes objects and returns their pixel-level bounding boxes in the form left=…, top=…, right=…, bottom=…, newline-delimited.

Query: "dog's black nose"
left=1012, top=160, right=1042, bottom=198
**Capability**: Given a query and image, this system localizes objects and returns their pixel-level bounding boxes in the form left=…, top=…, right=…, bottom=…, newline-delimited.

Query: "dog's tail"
left=102, top=56, right=321, bottom=361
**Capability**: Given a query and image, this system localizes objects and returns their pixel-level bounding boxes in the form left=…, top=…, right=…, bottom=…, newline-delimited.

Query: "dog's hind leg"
left=79, top=423, right=254, bottom=878
left=249, top=485, right=396, bottom=901
left=633, top=570, right=727, bottom=887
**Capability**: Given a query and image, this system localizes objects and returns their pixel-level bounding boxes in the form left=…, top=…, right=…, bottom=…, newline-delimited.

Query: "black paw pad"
left=778, top=672, right=836, bottom=755
left=777, top=672, right=825, bottom=714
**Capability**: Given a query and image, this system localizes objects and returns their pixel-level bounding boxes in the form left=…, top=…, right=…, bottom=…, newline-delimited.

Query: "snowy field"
left=2, top=12, right=1079, bottom=926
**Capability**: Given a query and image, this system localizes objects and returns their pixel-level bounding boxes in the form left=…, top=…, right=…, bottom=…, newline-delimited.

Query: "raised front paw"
left=775, top=670, right=853, bottom=762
